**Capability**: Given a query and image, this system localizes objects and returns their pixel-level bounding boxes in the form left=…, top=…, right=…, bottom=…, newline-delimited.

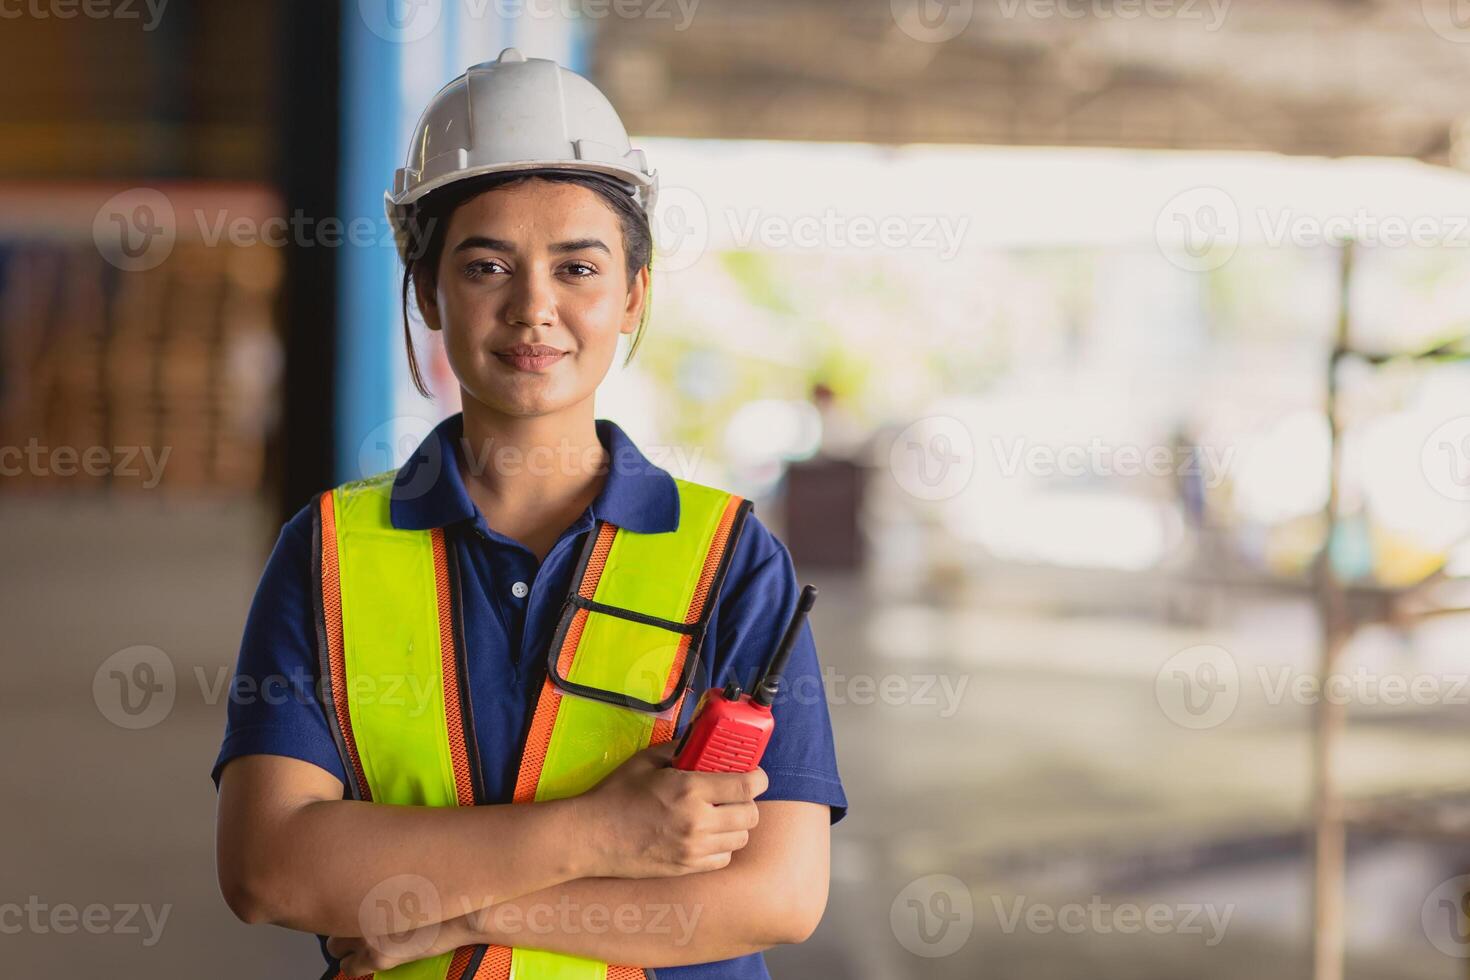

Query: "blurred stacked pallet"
left=0, top=186, right=283, bottom=497
left=0, top=0, right=285, bottom=498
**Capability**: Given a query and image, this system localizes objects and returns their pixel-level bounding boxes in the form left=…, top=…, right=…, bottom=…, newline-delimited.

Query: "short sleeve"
left=210, top=502, right=348, bottom=789
left=709, top=512, right=849, bottom=824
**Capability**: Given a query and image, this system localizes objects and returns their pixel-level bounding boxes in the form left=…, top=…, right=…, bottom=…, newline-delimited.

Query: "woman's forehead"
left=450, top=180, right=620, bottom=238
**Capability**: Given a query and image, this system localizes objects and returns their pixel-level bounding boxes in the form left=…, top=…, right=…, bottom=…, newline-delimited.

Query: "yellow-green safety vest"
left=312, top=469, right=753, bottom=980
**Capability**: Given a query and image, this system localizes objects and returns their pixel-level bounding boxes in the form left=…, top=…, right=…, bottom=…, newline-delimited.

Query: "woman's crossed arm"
left=215, top=744, right=768, bottom=940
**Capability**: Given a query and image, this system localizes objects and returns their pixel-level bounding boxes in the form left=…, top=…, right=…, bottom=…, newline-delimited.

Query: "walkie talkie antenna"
left=751, top=585, right=818, bottom=707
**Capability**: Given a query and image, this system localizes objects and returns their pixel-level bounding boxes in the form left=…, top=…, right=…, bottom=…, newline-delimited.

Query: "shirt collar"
left=389, top=412, right=680, bottom=535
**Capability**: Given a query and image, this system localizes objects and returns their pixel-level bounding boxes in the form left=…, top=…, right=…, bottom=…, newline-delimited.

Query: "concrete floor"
left=4, top=497, right=1469, bottom=978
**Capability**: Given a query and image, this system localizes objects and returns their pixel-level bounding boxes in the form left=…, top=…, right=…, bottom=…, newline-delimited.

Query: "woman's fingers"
left=339, top=951, right=368, bottom=978
left=341, top=951, right=381, bottom=978
left=340, top=943, right=396, bottom=977
left=327, top=935, right=401, bottom=977
left=586, top=743, right=768, bottom=878
left=693, top=766, right=769, bottom=805
left=709, top=800, right=760, bottom=833
left=703, top=829, right=751, bottom=856
left=630, top=742, right=676, bottom=771
left=325, top=935, right=356, bottom=959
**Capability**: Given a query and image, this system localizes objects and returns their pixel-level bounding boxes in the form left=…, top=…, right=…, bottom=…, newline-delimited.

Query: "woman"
left=213, top=49, right=847, bottom=980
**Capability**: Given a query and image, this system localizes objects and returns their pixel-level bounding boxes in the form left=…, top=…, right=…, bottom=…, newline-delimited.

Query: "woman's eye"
left=464, top=259, right=506, bottom=279
left=564, top=262, right=598, bottom=278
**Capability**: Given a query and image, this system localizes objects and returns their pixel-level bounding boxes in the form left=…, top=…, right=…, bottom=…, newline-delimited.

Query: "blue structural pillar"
left=335, top=3, right=404, bottom=483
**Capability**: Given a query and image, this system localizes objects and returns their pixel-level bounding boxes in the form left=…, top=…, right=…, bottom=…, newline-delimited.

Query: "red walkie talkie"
left=672, top=584, right=819, bottom=773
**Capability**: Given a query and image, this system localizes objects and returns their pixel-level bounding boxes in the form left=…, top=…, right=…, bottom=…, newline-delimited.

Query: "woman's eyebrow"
left=452, top=236, right=611, bottom=255
left=551, top=237, right=611, bottom=256
left=453, top=235, right=516, bottom=253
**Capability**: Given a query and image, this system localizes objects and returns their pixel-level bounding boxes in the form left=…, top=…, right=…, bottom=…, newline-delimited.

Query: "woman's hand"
left=326, top=914, right=472, bottom=977
left=326, top=743, right=767, bottom=973
left=575, top=742, right=766, bottom=878
left=326, top=932, right=410, bottom=979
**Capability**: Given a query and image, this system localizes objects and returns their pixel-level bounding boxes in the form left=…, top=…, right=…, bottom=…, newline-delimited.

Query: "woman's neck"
left=455, top=397, right=610, bottom=561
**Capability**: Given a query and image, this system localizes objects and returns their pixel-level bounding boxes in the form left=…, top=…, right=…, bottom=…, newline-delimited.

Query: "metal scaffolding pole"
left=1311, top=240, right=1353, bottom=980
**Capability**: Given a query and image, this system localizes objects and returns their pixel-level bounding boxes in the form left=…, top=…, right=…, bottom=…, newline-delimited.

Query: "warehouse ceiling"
left=592, top=0, right=1470, bottom=164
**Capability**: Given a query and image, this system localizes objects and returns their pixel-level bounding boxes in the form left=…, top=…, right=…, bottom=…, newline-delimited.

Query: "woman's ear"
left=413, top=271, right=443, bottom=332
left=620, top=264, right=649, bottom=336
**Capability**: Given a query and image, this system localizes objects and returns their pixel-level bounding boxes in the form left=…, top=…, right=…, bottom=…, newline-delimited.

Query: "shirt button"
left=511, top=581, right=529, bottom=599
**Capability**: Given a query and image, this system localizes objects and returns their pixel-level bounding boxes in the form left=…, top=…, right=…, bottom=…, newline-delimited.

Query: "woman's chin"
left=468, top=386, right=575, bottom=419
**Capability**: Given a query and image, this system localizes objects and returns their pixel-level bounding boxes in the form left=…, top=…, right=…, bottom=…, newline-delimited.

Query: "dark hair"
left=397, top=169, right=655, bottom=398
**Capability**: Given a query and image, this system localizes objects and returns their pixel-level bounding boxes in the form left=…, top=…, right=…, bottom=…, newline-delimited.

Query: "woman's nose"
left=504, top=268, right=556, bottom=329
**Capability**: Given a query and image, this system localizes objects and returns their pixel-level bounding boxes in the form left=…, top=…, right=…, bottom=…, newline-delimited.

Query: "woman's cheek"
left=440, top=296, right=497, bottom=358
left=569, top=284, right=626, bottom=324
left=572, top=302, right=631, bottom=356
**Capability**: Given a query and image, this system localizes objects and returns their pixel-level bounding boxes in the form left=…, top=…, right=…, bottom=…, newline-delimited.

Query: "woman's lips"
left=494, top=351, right=568, bottom=373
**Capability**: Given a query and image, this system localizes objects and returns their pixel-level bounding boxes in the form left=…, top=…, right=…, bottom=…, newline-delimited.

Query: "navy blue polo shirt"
left=212, top=412, right=847, bottom=979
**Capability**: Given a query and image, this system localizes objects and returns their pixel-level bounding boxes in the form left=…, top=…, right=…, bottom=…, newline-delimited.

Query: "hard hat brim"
left=384, top=162, right=658, bottom=264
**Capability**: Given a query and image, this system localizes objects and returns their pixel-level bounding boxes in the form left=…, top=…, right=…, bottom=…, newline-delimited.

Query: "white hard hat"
left=384, top=48, right=658, bottom=261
